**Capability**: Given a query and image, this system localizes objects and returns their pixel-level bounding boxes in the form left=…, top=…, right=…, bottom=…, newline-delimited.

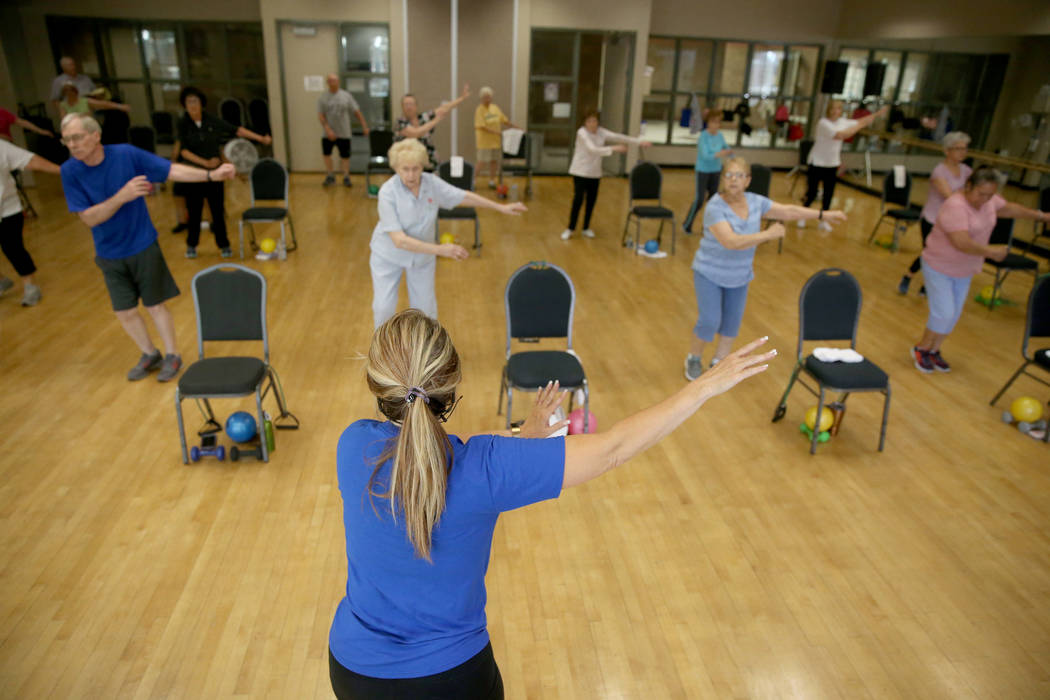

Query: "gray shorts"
left=95, top=240, right=180, bottom=311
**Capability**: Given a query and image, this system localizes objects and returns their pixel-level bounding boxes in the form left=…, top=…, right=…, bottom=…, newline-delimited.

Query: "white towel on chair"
left=893, top=164, right=906, bottom=189
left=813, top=347, right=864, bottom=363
left=450, top=156, right=464, bottom=178
left=502, top=128, right=525, bottom=156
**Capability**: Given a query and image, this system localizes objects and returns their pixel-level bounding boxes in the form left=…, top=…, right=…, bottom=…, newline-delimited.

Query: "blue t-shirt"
left=692, top=192, right=773, bottom=288
left=61, top=144, right=172, bottom=260
left=330, top=419, right=565, bottom=678
left=695, top=130, right=728, bottom=173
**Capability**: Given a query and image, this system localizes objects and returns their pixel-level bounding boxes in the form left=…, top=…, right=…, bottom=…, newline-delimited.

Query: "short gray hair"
left=61, top=112, right=101, bottom=134
left=942, top=131, right=971, bottom=149
left=967, top=165, right=1002, bottom=189
left=479, top=86, right=493, bottom=99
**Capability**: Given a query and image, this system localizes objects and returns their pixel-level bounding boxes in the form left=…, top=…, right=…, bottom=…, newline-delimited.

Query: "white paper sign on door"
left=304, top=75, right=324, bottom=92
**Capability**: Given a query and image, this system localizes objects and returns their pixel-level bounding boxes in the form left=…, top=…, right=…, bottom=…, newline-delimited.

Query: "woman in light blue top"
left=683, top=109, right=733, bottom=234
left=370, top=138, right=526, bottom=328
left=683, top=157, right=847, bottom=381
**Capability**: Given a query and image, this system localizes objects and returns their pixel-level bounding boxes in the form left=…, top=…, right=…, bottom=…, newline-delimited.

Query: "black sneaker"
left=897, top=275, right=911, bottom=295
left=918, top=286, right=926, bottom=298
left=912, top=346, right=934, bottom=374
left=185, top=247, right=197, bottom=259
left=928, top=350, right=950, bottom=372
left=172, top=222, right=188, bottom=233
left=323, top=174, right=336, bottom=187
left=343, top=175, right=352, bottom=187
left=128, top=350, right=163, bottom=380
left=220, top=248, right=233, bottom=259
left=157, top=354, right=183, bottom=382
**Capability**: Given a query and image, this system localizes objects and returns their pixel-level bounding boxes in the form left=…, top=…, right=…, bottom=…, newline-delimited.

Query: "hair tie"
left=405, top=386, right=429, bottom=405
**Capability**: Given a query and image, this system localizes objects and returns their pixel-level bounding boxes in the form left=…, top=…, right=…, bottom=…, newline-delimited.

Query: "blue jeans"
left=692, top=270, right=750, bottom=342
left=921, top=259, right=971, bottom=334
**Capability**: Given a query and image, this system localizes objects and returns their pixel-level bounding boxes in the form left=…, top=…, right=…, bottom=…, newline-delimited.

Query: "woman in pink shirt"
left=911, top=166, right=1050, bottom=373
left=898, top=131, right=972, bottom=297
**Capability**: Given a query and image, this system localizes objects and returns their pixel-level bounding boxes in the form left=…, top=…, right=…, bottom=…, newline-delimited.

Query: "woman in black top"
left=175, top=86, right=271, bottom=258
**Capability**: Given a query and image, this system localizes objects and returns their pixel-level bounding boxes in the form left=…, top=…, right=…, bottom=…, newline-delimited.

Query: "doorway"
left=527, top=29, right=635, bottom=175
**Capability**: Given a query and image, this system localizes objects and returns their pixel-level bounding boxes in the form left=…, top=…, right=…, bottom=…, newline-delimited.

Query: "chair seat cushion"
left=243, top=207, right=287, bottom=221
left=179, top=356, right=268, bottom=396
left=886, top=207, right=921, bottom=220
left=804, top=355, right=888, bottom=390
left=632, top=205, right=674, bottom=219
left=507, top=351, right=585, bottom=388
left=1035, top=347, right=1050, bottom=370
left=987, top=254, right=1038, bottom=270
left=438, top=207, right=477, bottom=219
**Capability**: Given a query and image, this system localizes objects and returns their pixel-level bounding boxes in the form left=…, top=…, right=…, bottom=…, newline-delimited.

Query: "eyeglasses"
left=723, top=172, right=749, bottom=180
left=61, top=132, right=92, bottom=145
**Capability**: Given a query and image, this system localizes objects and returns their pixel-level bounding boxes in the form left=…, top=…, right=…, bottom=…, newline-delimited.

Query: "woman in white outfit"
left=560, top=111, right=651, bottom=240
left=369, top=139, right=527, bottom=328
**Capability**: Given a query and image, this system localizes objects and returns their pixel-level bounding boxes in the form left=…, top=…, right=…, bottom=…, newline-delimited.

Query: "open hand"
left=519, top=380, right=569, bottom=438
left=212, top=163, right=236, bottom=180
left=460, top=83, right=471, bottom=98
left=261, top=134, right=273, bottom=145
left=697, top=336, right=775, bottom=399
left=119, top=175, right=153, bottom=203
left=611, top=144, right=628, bottom=153
left=325, top=127, right=336, bottom=141
left=988, top=245, right=1008, bottom=262
left=502, top=202, right=527, bottom=215
left=438, top=242, right=469, bottom=260
left=204, top=157, right=222, bottom=169
left=822, top=210, right=847, bottom=225
left=767, top=222, right=786, bottom=239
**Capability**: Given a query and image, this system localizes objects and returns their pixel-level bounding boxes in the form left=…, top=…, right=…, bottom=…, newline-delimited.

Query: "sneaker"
left=201, top=221, right=210, bottom=231
left=156, top=354, right=183, bottom=382
left=20, top=284, right=41, bottom=307
left=220, top=248, right=233, bottom=259
left=898, top=275, right=911, bottom=295
left=185, top=247, right=197, bottom=259
left=0, top=276, right=13, bottom=296
left=797, top=219, right=806, bottom=228
left=912, top=346, right=934, bottom=374
left=709, top=357, right=721, bottom=368
left=343, top=175, right=352, bottom=187
left=928, top=350, right=950, bottom=372
left=684, top=355, right=703, bottom=381
left=128, top=350, right=162, bottom=381
left=818, top=220, right=832, bottom=233
left=582, top=229, right=596, bottom=239
left=323, top=174, right=336, bottom=187
left=918, top=286, right=926, bottom=298
left=560, top=229, right=573, bottom=240
left=171, top=222, right=187, bottom=234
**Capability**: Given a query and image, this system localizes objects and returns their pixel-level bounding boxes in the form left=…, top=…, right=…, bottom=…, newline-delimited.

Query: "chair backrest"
left=629, top=161, right=663, bottom=201
left=505, top=262, right=576, bottom=354
left=798, top=139, right=814, bottom=165
left=988, top=217, right=1014, bottom=246
left=502, top=132, right=530, bottom=159
left=1024, top=275, right=1050, bottom=357
left=370, top=130, right=395, bottom=159
left=747, top=164, right=772, bottom=197
left=437, top=160, right=474, bottom=191
left=1040, top=187, right=1050, bottom=213
left=882, top=170, right=912, bottom=208
left=248, top=98, right=270, bottom=135
left=797, top=268, right=861, bottom=356
left=151, top=111, right=175, bottom=143
left=220, top=98, right=244, bottom=127
left=250, top=158, right=288, bottom=204
left=128, top=125, right=156, bottom=153
left=99, top=109, right=130, bottom=145
left=191, top=264, right=268, bottom=362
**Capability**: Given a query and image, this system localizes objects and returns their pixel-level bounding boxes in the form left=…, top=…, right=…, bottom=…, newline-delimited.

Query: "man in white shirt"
left=318, top=74, right=369, bottom=187
left=49, top=57, right=96, bottom=113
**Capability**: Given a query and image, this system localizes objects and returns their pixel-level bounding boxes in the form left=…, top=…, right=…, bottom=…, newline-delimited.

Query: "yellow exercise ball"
left=1010, top=396, right=1044, bottom=423
left=439, top=233, right=455, bottom=245
left=259, top=237, right=277, bottom=254
left=804, top=406, right=835, bottom=433
left=980, top=285, right=997, bottom=300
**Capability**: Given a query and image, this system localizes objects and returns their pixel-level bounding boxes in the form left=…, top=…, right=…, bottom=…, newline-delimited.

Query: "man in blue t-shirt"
left=60, top=113, right=236, bottom=382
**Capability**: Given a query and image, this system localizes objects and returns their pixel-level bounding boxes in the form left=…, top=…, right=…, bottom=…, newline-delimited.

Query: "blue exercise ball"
left=644, top=239, right=659, bottom=254
left=225, top=411, right=258, bottom=443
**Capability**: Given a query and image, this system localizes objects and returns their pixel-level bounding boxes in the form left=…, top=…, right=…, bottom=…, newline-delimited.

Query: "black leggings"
left=184, top=181, right=229, bottom=249
left=908, top=219, right=935, bottom=274
left=0, top=212, right=35, bottom=277
left=568, top=176, right=601, bottom=230
left=683, top=170, right=720, bottom=231
left=803, top=165, right=838, bottom=211
left=329, top=643, right=504, bottom=700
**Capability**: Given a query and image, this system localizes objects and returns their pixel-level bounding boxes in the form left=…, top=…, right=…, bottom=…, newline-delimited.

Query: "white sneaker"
left=797, top=219, right=806, bottom=228
left=582, top=229, right=595, bottom=239
left=818, top=221, right=832, bottom=232
left=560, top=229, right=573, bottom=240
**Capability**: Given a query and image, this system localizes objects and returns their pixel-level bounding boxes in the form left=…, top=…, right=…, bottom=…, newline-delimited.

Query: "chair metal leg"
left=474, top=218, right=481, bottom=255
left=657, top=219, right=665, bottom=244
left=621, top=215, right=632, bottom=248
left=868, top=216, right=885, bottom=245
left=175, top=390, right=189, bottom=464
left=811, top=388, right=826, bottom=455
left=239, top=221, right=245, bottom=259
left=671, top=220, right=677, bottom=255
left=990, top=361, right=1029, bottom=405
left=878, top=384, right=890, bottom=452
left=582, top=382, right=590, bottom=433
left=286, top=215, right=298, bottom=251
left=497, top=367, right=506, bottom=417
left=256, top=389, right=269, bottom=462
left=279, top=221, right=287, bottom=253
left=772, top=361, right=803, bottom=421
left=505, top=382, right=514, bottom=429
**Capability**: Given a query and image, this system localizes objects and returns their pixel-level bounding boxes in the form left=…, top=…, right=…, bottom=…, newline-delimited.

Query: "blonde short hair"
left=388, top=138, right=429, bottom=169
left=479, top=86, right=493, bottom=99
left=721, top=156, right=751, bottom=177
left=61, top=112, right=101, bottom=134
left=825, top=99, right=843, bottom=117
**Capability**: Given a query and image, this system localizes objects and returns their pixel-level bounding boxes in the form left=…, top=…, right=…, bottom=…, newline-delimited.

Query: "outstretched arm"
left=16, top=118, right=53, bottom=138
left=26, top=154, right=61, bottom=175
left=399, top=111, right=446, bottom=139
left=434, top=84, right=471, bottom=116
left=834, top=106, right=888, bottom=140
left=998, top=201, right=1050, bottom=222
left=767, top=202, right=847, bottom=224
left=235, top=126, right=271, bottom=145
left=86, top=98, right=131, bottom=113
left=169, top=162, right=236, bottom=183
left=458, top=191, right=527, bottom=215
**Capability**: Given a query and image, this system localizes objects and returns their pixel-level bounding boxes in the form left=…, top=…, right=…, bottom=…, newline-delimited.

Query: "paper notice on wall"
left=552, top=102, right=570, bottom=118
left=304, top=75, right=324, bottom=92
left=544, top=82, right=558, bottom=102
left=893, top=164, right=906, bottom=189
left=450, top=156, right=464, bottom=178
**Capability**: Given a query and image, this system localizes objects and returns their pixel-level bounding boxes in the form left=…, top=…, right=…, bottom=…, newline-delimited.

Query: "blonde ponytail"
left=365, top=310, right=461, bottom=561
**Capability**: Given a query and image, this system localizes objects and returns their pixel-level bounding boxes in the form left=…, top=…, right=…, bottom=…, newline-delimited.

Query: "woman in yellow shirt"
left=474, top=87, right=521, bottom=189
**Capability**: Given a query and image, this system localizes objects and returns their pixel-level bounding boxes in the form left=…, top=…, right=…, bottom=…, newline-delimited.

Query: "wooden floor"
left=1, top=168, right=1048, bottom=699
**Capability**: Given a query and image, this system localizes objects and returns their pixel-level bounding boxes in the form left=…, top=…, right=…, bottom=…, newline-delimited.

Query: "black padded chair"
left=498, top=262, right=589, bottom=430
left=990, top=274, right=1050, bottom=441
left=239, top=159, right=297, bottom=258
left=867, top=170, right=921, bottom=252
left=220, top=98, right=244, bottom=127
left=772, top=268, right=890, bottom=454
left=981, top=218, right=1039, bottom=310
left=747, top=163, right=772, bottom=197
left=621, top=161, right=677, bottom=254
left=174, top=264, right=299, bottom=463
left=1022, top=187, right=1050, bottom=261
left=128, top=125, right=157, bottom=153
left=366, top=130, right=395, bottom=198
left=152, top=111, right=176, bottom=145
left=98, top=109, right=130, bottom=145
left=436, top=160, right=481, bottom=254
left=248, top=98, right=271, bottom=135
left=787, top=138, right=814, bottom=197
left=498, top=132, right=532, bottom=197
